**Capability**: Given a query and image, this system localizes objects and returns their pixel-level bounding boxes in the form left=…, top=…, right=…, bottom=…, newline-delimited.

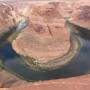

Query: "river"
left=0, top=33, right=90, bottom=81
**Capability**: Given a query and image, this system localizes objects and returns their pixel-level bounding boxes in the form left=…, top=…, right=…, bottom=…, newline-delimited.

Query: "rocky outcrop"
left=0, top=1, right=86, bottom=65
left=0, top=69, right=27, bottom=88
left=0, top=3, right=16, bottom=37
left=12, top=2, right=71, bottom=63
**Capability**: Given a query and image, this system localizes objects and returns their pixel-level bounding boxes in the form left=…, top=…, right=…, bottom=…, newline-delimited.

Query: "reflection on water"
left=0, top=32, right=90, bottom=81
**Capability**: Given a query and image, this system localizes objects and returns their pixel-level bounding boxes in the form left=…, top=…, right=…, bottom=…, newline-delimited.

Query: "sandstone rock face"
left=12, top=2, right=71, bottom=63
left=0, top=70, right=27, bottom=88
left=0, top=3, right=16, bottom=37
left=69, top=1, right=90, bottom=29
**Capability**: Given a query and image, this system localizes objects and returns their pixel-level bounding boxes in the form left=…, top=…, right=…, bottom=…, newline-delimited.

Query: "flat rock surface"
left=68, top=0, right=90, bottom=29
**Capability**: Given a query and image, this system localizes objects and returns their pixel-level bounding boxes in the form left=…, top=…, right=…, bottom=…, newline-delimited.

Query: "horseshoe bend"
left=11, top=1, right=81, bottom=70
left=0, top=0, right=90, bottom=88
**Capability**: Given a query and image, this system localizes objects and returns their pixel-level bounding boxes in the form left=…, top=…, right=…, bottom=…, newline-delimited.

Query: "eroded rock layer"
left=12, top=2, right=71, bottom=63
left=0, top=3, right=16, bottom=36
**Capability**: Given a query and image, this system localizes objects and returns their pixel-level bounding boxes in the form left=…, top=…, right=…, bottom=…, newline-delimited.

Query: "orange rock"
left=0, top=3, right=16, bottom=36
left=69, top=1, right=90, bottom=29
left=12, top=2, right=70, bottom=63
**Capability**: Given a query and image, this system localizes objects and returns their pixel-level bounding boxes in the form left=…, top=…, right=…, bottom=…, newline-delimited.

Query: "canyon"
left=0, top=0, right=90, bottom=89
